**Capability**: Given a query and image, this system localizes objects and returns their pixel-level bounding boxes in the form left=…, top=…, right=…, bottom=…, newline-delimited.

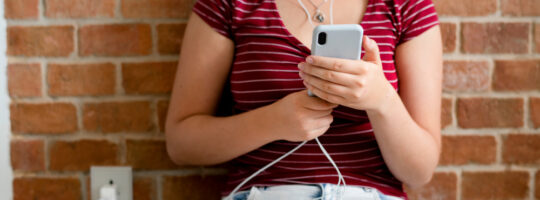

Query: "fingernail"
left=306, top=57, right=313, bottom=64
left=298, top=63, right=304, bottom=70
left=298, top=71, right=304, bottom=78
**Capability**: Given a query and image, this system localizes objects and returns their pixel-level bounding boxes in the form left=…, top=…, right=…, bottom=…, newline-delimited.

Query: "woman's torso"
left=192, top=0, right=438, bottom=198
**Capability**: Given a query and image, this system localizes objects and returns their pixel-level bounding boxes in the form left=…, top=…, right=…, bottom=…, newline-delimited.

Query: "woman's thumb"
left=362, top=36, right=382, bottom=65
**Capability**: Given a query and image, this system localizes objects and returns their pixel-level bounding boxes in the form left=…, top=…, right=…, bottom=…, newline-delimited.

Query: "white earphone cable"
left=227, top=0, right=344, bottom=199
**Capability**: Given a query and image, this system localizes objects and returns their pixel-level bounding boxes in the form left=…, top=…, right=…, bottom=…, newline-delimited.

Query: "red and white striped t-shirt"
left=192, top=0, right=439, bottom=198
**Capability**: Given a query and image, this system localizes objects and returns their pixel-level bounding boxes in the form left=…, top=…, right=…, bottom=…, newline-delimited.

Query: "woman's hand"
left=298, top=36, right=395, bottom=112
left=266, top=90, right=337, bottom=142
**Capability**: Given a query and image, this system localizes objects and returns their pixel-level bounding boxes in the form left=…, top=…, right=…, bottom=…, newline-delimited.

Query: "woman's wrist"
left=365, top=83, right=400, bottom=118
left=249, top=103, right=283, bottom=142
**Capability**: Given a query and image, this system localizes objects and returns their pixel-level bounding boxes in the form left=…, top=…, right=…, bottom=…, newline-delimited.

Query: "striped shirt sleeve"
left=192, top=0, right=233, bottom=39
left=398, top=0, right=439, bottom=43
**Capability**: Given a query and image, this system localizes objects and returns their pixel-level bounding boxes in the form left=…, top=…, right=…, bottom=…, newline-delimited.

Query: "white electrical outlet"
left=91, top=166, right=132, bottom=200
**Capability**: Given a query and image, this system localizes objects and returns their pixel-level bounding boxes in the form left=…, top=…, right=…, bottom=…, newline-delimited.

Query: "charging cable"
left=225, top=137, right=346, bottom=200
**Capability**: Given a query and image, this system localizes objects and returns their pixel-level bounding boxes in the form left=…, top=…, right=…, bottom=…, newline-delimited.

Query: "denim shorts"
left=223, top=184, right=404, bottom=200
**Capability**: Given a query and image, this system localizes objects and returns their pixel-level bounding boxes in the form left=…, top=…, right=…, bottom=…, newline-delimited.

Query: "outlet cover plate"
left=91, top=166, right=132, bottom=200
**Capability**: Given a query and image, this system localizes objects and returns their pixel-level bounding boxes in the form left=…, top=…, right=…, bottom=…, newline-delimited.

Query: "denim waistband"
left=223, top=184, right=404, bottom=200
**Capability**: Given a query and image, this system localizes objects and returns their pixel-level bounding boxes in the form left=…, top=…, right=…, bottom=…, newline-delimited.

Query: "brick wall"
left=3, top=0, right=539, bottom=199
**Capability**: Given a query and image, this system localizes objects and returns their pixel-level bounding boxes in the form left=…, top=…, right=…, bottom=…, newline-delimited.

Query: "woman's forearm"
left=366, top=89, right=440, bottom=189
left=165, top=105, right=277, bottom=166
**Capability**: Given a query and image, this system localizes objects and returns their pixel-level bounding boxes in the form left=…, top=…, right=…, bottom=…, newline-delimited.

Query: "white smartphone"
left=308, top=24, right=364, bottom=96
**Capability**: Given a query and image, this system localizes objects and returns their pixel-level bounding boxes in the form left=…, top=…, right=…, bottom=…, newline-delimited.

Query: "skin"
left=165, top=0, right=442, bottom=189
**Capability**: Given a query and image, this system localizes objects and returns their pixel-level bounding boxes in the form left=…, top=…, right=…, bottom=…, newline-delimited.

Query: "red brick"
left=462, top=171, right=529, bottom=200
left=441, top=98, right=452, bottom=128
left=126, top=139, right=178, bottom=170
left=4, top=0, right=38, bottom=19
left=157, top=100, right=169, bottom=132
left=534, top=24, right=540, bottom=53
left=10, top=103, right=77, bottom=134
left=162, top=175, right=227, bottom=200
left=7, top=63, right=42, bottom=97
left=121, top=0, right=192, bottom=19
left=433, top=0, right=496, bottom=16
left=49, top=139, right=119, bottom=171
left=440, top=23, right=456, bottom=53
left=440, top=135, right=496, bottom=165
left=532, top=97, right=540, bottom=128
left=45, top=0, right=115, bottom=18
left=493, top=60, right=540, bottom=91
left=457, top=98, right=524, bottom=128
left=48, top=63, right=116, bottom=96
left=10, top=139, right=45, bottom=172
left=405, top=172, right=457, bottom=200
left=122, top=62, right=177, bottom=94
left=79, top=24, right=152, bottom=56
left=83, top=101, right=153, bottom=133
left=501, top=0, right=540, bottom=16
left=443, top=60, right=490, bottom=92
left=503, top=134, right=540, bottom=165
left=462, top=23, right=529, bottom=54
left=13, top=177, right=81, bottom=200
left=7, top=26, right=74, bottom=57
left=134, top=177, right=156, bottom=200
left=157, top=23, right=187, bottom=54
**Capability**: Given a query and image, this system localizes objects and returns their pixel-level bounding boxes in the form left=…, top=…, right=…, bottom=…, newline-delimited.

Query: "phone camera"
left=318, top=32, right=326, bottom=45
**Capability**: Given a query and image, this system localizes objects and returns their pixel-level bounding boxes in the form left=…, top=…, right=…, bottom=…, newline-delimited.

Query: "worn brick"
left=79, top=24, right=152, bottom=56
left=462, top=23, right=529, bottom=54
left=7, top=63, right=42, bottom=97
left=7, top=26, right=74, bottom=57
left=493, top=60, right=540, bottom=91
left=532, top=97, right=540, bottom=128
left=441, top=98, right=452, bottom=128
left=126, top=139, right=178, bottom=170
left=533, top=24, right=540, bottom=53
left=49, top=139, right=118, bottom=171
left=162, top=175, right=227, bottom=200
left=157, top=23, right=187, bottom=54
left=457, top=98, right=524, bottom=128
left=503, top=134, right=540, bottom=165
left=47, top=63, right=116, bottom=96
left=433, top=0, right=496, bottom=16
left=134, top=177, right=156, bottom=200
left=441, top=23, right=456, bottom=53
left=462, top=171, right=529, bottom=200
left=443, top=60, right=490, bottom=92
left=122, top=62, right=177, bottom=94
left=121, top=0, right=192, bottom=19
left=501, top=0, right=540, bottom=16
left=440, top=135, right=496, bottom=165
left=10, top=103, right=77, bottom=134
left=83, top=101, right=153, bottom=133
left=10, top=139, right=45, bottom=172
left=45, top=0, right=115, bottom=18
left=157, top=100, right=169, bottom=133
left=4, top=0, right=39, bottom=19
left=406, top=172, right=457, bottom=200
left=13, top=177, right=81, bottom=200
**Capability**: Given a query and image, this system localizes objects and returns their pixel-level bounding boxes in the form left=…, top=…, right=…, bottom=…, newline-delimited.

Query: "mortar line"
left=151, top=22, right=159, bottom=56
left=529, top=169, right=536, bottom=200
left=524, top=97, right=531, bottom=130
left=456, top=169, right=462, bottom=200
left=157, top=175, right=163, bottom=200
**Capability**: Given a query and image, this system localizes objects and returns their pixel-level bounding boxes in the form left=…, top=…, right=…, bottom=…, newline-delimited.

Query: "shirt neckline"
left=269, top=0, right=373, bottom=54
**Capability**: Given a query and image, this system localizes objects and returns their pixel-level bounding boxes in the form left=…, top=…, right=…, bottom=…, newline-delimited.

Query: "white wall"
left=0, top=0, right=13, bottom=198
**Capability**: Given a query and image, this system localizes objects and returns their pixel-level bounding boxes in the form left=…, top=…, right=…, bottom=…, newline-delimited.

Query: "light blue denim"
left=223, top=184, right=404, bottom=200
